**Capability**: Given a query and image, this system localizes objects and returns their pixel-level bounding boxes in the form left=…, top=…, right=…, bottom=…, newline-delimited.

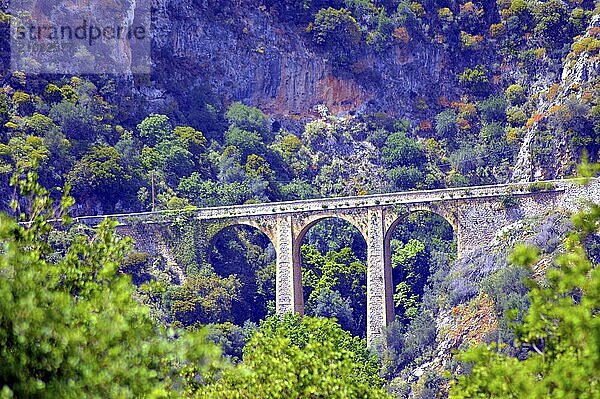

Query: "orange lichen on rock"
left=526, top=113, right=545, bottom=128
left=449, top=293, right=498, bottom=348
left=316, top=75, right=372, bottom=114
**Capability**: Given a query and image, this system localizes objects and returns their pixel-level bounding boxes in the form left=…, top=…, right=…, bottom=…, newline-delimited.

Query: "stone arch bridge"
left=76, top=179, right=600, bottom=343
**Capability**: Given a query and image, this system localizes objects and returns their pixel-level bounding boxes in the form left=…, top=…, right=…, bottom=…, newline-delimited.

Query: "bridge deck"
left=71, top=179, right=573, bottom=226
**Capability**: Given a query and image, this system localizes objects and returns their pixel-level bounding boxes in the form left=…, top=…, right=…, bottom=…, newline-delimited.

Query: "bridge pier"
left=274, top=215, right=304, bottom=314
left=366, top=208, right=394, bottom=344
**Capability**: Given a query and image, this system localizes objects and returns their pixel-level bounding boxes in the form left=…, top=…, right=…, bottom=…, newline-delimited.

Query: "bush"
left=507, top=106, right=528, bottom=126
left=480, top=122, right=506, bottom=143
left=44, top=84, right=64, bottom=103
left=505, top=84, right=526, bottom=105
left=571, top=36, right=600, bottom=57
left=437, top=7, right=454, bottom=22
left=199, top=315, right=392, bottom=398
left=478, top=96, right=507, bottom=123
left=500, top=194, right=518, bottom=209
left=224, top=126, right=264, bottom=159
left=12, top=91, right=31, bottom=107
left=137, top=114, right=172, bottom=143
left=527, top=181, right=556, bottom=192
left=459, top=65, right=490, bottom=95
left=388, top=165, right=425, bottom=190
left=0, top=174, right=221, bottom=398
left=435, top=109, right=458, bottom=138
left=507, top=0, right=529, bottom=16
left=381, top=132, right=426, bottom=168
left=460, top=31, right=484, bottom=50
left=533, top=0, right=571, bottom=47
left=225, top=102, right=271, bottom=141
left=311, top=7, right=362, bottom=67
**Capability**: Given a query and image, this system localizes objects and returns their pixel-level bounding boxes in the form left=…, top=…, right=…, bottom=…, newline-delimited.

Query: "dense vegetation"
left=3, top=172, right=599, bottom=397
left=0, top=173, right=392, bottom=398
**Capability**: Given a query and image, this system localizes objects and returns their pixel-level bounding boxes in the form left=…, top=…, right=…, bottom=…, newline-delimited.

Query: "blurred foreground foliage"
left=450, top=198, right=600, bottom=398
left=0, top=172, right=222, bottom=398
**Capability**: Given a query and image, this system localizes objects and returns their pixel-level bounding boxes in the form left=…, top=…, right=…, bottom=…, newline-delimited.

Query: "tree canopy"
left=0, top=173, right=221, bottom=398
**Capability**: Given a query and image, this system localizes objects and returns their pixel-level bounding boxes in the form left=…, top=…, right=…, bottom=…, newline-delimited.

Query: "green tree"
left=505, top=84, right=526, bottom=106
left=381, top=132, right=426, bottom=168
left=67, top=144, right=132, bottom=210
left=459, top=65, right=490, bottom=95
left=197, top=314, right=392, bottom=399
left=137, top=114, right=172, bottom=144
left=478, top=96, right=507, bottom=123
left=450, top=202, right=600, bottom=398
left=224, top=127, right=264, bottom=159
left=533, top=0, right=571, bottom=49
left=391, top=238, right=427, bottom=323
left=311, top=7, right=362, bottom=67
left=225, top=103, right=271, bottom=142
left=301, top=244, right=367, bottom=336
left=0, top=172, right=221, bottom=398
left=435, top=109, right=458, bottom=139
left=167, top=274, right=242, bottom=328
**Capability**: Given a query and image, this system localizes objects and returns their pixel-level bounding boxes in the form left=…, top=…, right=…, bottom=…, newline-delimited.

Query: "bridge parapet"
left=73, top=179, right=580, bottom=227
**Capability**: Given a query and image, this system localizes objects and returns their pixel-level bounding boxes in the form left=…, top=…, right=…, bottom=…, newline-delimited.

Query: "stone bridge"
left=75, top=179, right=600, bottom=343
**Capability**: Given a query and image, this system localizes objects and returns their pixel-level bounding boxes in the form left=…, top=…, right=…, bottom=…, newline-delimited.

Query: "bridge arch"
left=207, top=222, right=277, bottom=324
left=295, top=213, right=368, bottom=244
left=383, top=208, right=457, bottom=325
left=293, top=214, right=369, bottom=336
left=205, top=217, right=277, bottom=244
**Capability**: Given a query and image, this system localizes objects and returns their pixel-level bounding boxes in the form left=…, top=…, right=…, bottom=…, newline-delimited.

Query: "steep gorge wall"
left=150, top=0, right=451, bottom=120
left=512, top=14, right=600, bottom=182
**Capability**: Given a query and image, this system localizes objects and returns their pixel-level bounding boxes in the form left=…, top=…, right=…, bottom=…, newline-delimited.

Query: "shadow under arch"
left=295, top=216, right=368, bottom=337
left=207, top=223, right=276, bottom=325
left=384, top=209, right=457, bottom=325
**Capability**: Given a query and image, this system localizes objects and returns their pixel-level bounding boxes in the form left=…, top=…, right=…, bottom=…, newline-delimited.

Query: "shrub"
left=437, top=7, right=454, bottom=22
left=199, top=315, right=392, bottom=398
left=479, top=122, right=506, bottom=144
left=12, top=91, right=31, bottom=106
left=121, top=251, right=152, bottom=269
left=388, top=165, right=425, bottom=190
left=533, top=0, right=570, bottom=46
left=10, top=71, right=26, bottom=87
left=489, top=23, right=506, bottom=37
left=410, top=2, right=426, bottom=17
left=459, top=65, right=490, bottom=95
left=500, top=194, right=518, bottom=208
left=393, top=26, right=411, bottom=43
left=508, top=0, right=529, bottom=16
left=505, top=84, right=526, bottom=105
left=460, top=31, right=485, bottom=50
left=137, top=114, right=172, bottom=143
left=312, top=7, right=362, bottom=67
left=506, top=127, right=524, bottom=143
left=381, top=132, right=426, bottom=167
left=435, top=109, right=458, bottom=138
left=44, top=84, right=64, bottom=103
left=507, top=106, right=528, bottom=126
left=527, top=181, right=555, bottom=192
left=225, top=102, right=271, bottom=141
left=478, top=96, right=507, bottom=123
left=571, top=36, right=600, bottom=57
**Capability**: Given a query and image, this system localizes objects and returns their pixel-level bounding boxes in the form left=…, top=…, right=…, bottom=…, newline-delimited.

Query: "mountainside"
left=0, top=1, right=600, bottom=398
left=144, top=0, right=600, bottom=181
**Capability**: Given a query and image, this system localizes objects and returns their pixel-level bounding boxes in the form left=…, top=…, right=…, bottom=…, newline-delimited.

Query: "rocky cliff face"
left=513, top=14, right=600, bottom=182
left=150, top=0, right=451, bottom=121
